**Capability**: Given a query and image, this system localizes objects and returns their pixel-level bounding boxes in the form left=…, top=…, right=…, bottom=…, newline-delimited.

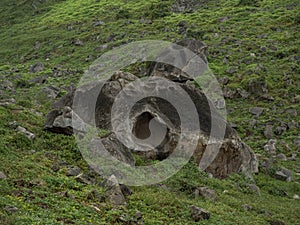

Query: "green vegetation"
left=0, top=0, right=299, bottom=224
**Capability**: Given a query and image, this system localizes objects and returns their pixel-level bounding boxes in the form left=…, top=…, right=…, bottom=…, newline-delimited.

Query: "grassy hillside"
left=0, top=0, right=299, bottom=224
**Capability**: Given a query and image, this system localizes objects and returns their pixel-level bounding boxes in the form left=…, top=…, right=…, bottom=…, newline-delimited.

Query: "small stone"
left=0, top=171, right=7, bottom=180
left=74, top=39, right=84, bottom=46
left=293, top=194, right=300, bottom=200
left=16, top=126, right=35, bottom=140
left=276, top=153, right=287, bottom=161
left=195, top=187, right=217, bottom=200
left=29, top=62, right=44, bottom=73
left=275, top=122, right=288, bottom=135
left=105, top=175, right=127, bottom=206
left=75, top=173, right=93, bottom=185
left=264, top=124, right=273, bottom=139
left=294, top=136, right=300, bottom=146
left=249, top=107, right=264, bottom=117
left=247, top=184, right=261, bottom=195
left=67, top=166, right=81, bottom=176
left=285, top=108, right=297, bottom=116
left=242, top=204, right=253, bottom=211
left=5, top=206, right=18, bottom=213
left=190, top=205, right=210, bottom=222
left=274, top=168, right=292, bottom=182
left=264, top=139, right=277, bottom=155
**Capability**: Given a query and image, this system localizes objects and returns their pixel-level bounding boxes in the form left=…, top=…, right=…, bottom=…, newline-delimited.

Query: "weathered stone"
left=0, top=171, right=7, bottom=180
left=16, top=126, right=35, bottom=140
left=276, top=153, right=287, bottom=161
left=275, top=123, right=288, bottom=135
left=45, top=40, right=258, bottom=179
left=74, top=39, right=84, bottom=46
left=105, top=175, right=127, bottom=206
left=195, top=187, right=217, bottom=200
left=5, top=206, right=18, bottom=213
left=29, top=62, right=44, bottom=73
left=190, top=205, right=210, bottom=222
left=249, top=107, right=264, bottom=117
left=242, top=204, right=253, bottom=211
left=264, top=139, right=277, bottom=155
left=247, top=184, right=261, bottom=195
left=264, top=124, right=273, bottom=139
left=67, top=166, right=81, bottom=177
left=274, top=168, right=292, bottom=182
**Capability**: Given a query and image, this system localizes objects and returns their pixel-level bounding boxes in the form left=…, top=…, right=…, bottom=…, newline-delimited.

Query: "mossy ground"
left=0, top=0, right=299, bottom=224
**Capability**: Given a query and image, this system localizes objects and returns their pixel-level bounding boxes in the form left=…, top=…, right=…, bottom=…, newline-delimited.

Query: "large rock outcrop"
left=45, top=39, right=258, bottom=178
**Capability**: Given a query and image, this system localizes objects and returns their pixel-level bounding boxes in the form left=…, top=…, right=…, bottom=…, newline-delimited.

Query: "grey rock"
left=190, top=205, right=210, bottom=222
left=41, top=85, right=60, bottom=99
left=264, top=139, right=277, bottom=155
left=242, top=204, right=253, bottom=211
left=249, top=107, right=264, bottom=117
left=294, top=136, right=300, bottom=146
left=247, top=78, right=268, bottom=95
left=29, top=62, right=44, bottom=73
left=74, top=39, right=84, bottom=46
left=75, top=173, right=94, bottom=185
left=286, top=108, right=297, bottom=116
left=276, top=153, right=287, bottom=161
left=195, top=187, right=217, bottom=200
left=274, top=168, right=292, bottom=182
left=247, top=184, right=261, bottom=195
left=67, top=166, right=81, bottom=176
left=29, top=75, right=47, bottom=84
left=16, top=126, right=35, bottom=140
left=264, top=124, right=273, bottom=139
left=105, top=175, right=127, bottom=206
left=0, top=171, right=7, bottom=180
left=5, top=206, right=18, bottom=213
left=275, top=122, right=288, bottom=135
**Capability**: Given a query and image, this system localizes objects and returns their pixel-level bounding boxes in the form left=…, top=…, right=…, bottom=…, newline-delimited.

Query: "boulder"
left=190, top=205, right=210, bottom=222
left=45, top=39, right=258, bottom=178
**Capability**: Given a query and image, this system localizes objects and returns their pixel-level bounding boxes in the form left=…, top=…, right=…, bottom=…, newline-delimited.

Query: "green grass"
left=0, top=0, right=299, bottom=224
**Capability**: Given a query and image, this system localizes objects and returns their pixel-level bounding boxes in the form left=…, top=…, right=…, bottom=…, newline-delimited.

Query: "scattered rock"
left=264, top=139, right=277, bottom=155
left=5, top=206, right=18, bottom=213
left=249, top=107, right=264, bottom=117
left=190, top=205, right=210, bottom=222
left=286, top=108, right=297, bottom=116
left=294, top=136, right=300, bottom=146
left=40, top=85, right=60, bottom=99
left=29, top=75, right=47, bottom=84
left=247, top=78, right=268, bottom=95
left=276, top=153, right=287, bottom=161
left=75, top=173, right=94, bottom=185
left=247, top=184, right=261, bottom=195
left=275, top=122, right=288, bottom=135
left=29, top=62, right=44, bottom=73
left=105, top=175, right=127, bottom=206
left=274, top=168, right=292, bottom=182
left=74, top=39, right=84, bottom=46
left=0, top=98, right=16, bottom=107
left=67, top=166, right=81, bottom=177
left=16, top=126, right=35, bottom=140
left=264, top=124, right=274, bottom=139
left=242, top=204, right=253, bottom=211
left=195, top=187, right=217, bottom=200
left=0, top=171, right=7, bottom=180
